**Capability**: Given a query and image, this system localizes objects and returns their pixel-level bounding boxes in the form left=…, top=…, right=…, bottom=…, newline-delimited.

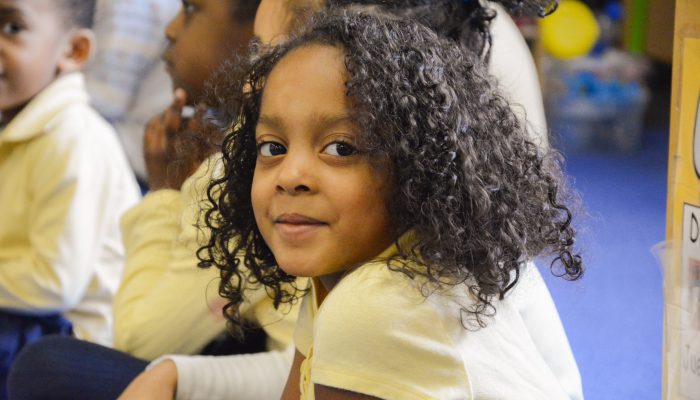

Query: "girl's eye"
left=258, top=142, right=286, bottom=157
left=181, top=0, right=197, bottom=15
left=1, top=21, right=23, bottom=36
left=323, top=141, right=357, bottom=157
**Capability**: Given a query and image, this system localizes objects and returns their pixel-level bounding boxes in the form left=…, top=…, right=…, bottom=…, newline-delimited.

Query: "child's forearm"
left=149, top=347, right=295, bottom=400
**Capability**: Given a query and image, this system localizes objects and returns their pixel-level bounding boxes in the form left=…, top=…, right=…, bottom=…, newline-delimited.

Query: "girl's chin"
left=276, top=260, right=315, bottom=278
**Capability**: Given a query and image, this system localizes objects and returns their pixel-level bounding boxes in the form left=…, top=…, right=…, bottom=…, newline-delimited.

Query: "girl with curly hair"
left=200, top=8, right=582, bottom=399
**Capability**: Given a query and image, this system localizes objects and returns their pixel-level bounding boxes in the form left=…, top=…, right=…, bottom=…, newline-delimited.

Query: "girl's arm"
left=120, top=347, right=295, bottom=400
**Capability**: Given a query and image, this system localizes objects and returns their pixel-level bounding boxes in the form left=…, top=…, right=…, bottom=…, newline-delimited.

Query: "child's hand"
left=144, top=89, right=187, bottom=191
left=144, top=89, right=223, bottom=191
left=117, top=359, right=178, bottom=400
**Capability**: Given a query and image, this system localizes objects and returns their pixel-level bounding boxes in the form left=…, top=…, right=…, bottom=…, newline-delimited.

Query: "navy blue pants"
left=7, top=336, right=147, bottom=400
left=0, top=311, right=73, bottom=400
left=7, top=327, right=267, bottom=399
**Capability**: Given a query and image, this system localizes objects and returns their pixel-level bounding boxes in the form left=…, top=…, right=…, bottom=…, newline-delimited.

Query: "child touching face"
left=163, top=0, right=256, bottom=102
left=145, top=0, right=258, bottom=191
left=202, top=10, right=582, bottom=399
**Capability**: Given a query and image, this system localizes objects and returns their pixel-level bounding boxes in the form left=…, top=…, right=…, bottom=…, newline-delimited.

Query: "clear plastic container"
left=543, top=50, right=651, bottom=153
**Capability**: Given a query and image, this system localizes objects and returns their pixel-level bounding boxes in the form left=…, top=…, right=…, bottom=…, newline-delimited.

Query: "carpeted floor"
left=543, top=128, right=667, bottom=399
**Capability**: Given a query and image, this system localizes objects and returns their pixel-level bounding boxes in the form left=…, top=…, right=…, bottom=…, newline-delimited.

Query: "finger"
left=163, top=89, right=188, bottom=134
left=144, top=117, right=167, bottom=153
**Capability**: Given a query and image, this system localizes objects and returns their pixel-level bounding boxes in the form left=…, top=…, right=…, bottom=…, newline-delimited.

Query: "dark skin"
left=144, top=0, right=254, bottom=191
left=143, top=89, right=220, bottom=191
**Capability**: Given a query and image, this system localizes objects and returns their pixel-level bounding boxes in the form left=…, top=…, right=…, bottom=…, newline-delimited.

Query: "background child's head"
left=0, top=0, right=96, bottom=122
left=163, top=0, right=262, bottom=103
left=201, top=9, right=581, bottom=332
left=325, top=0, right=558, bottom=59
left=254, top=0, right=323, bottom=44
left=253, top=0, right=558, bottom=58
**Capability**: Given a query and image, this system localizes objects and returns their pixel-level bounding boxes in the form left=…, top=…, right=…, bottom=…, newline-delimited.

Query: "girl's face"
left=252, top=44, right=394, bottom=289
left=163, top=0, right=254, bottom=102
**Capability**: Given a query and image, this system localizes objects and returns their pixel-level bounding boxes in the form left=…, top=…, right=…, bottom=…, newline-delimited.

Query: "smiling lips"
left=273, top=213, right=327, bottom=239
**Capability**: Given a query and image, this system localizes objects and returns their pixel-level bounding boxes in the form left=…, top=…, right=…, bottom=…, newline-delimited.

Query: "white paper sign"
left=681, top=203, right=700, bottom=398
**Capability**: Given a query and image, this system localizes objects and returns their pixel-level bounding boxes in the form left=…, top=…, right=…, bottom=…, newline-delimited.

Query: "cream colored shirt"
left=489, top=4, right=548, bottom=149
left=115, top=155, right=298, bottom=360
left=295, top=256, right=575, bottom=399
left=0, top=73, right=140, bottom=345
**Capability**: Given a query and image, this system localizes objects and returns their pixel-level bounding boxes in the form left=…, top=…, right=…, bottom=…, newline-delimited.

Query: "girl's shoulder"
left=312, top=262, right=572, bottom=399
left=310, top=261, right=475, bottom=399
left=327, top=260, right=435, bottom=306
left=316, top=260, right=471, bottom=336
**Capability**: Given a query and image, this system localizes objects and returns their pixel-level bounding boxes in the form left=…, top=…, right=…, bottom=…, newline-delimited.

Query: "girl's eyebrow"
left=0, top=6, right=22, bottom=17
left=257, top=114, right=284, bottom=131
left=257, top=112, right=353, bottom=132
left=310, top=112, right=353, bottom=130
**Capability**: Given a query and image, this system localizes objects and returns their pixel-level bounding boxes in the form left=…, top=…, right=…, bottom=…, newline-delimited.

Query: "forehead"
left=0, top=0, right=60, bottom=19
left=0, top=0, right=67, bottom=32
left=199, top=0, right=238, bottom=12
left=191, top=0, right=239, bottom=28
left=261, top=44, right=348, bottom=113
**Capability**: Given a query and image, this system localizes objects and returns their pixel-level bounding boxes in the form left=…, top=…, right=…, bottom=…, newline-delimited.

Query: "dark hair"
left=199, top=9, right=582, bottom=334
left=58, top=0, right=96, bottom=28
left=326, top=0, right=558, bottom=59
left=232, top=0, right=262, bottom=22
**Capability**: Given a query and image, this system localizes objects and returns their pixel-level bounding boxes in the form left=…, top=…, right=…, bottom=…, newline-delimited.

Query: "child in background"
left=7, top=1, right=299, bottom=399
left=113, top=0, right=276, bottom=360
left=0, top=0, right=140, bottom=395
left=200, top=9, right=583, bottom=399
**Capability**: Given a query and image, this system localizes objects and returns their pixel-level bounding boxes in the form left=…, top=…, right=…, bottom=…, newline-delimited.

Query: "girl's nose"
left=275, top=153, right=314, bottom=195
left=164, top=10, right=184, bottom=43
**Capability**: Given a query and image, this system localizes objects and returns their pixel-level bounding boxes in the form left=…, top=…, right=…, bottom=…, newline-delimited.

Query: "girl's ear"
left=57, top=29, right=95, bottom=74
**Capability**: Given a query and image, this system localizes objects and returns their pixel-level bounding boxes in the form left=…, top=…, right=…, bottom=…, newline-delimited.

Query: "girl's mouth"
left=273, top=213, right=327, bottom=240
left=274, top=213, right=325, bottom=225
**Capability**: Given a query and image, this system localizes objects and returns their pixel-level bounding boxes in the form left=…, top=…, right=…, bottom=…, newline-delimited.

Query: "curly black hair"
left=325, top=0, right=559, bottom=60
left=199, top=9, right=582, bottom=334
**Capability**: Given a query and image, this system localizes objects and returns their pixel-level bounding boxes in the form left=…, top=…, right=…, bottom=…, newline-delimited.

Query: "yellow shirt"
left=0, top=73, right=140, bottom=345
left=294, top=253, right=573, bottom=399
left=115, top=155, right=298, bottom=359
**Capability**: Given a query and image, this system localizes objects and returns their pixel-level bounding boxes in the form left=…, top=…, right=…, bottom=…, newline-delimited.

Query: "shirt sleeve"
left=149, top=346, right=294, bottom=400
left=310, top=268, right=471, bottom=400
left=512, top=263, right=583, bottom=400
left=489, top=4, right=548, bottom=148
left=113, top=160, right=227, bottom=360
left=0, top=133, right=119, bottom=311
left=114, top=157, right=299, bottom=359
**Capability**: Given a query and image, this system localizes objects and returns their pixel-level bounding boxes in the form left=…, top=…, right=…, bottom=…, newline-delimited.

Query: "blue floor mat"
left=544, top=129, right=667, bottom=400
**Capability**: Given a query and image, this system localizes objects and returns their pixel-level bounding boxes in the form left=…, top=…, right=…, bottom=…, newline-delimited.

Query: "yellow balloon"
left=540, top=0, right=600, bottom=59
